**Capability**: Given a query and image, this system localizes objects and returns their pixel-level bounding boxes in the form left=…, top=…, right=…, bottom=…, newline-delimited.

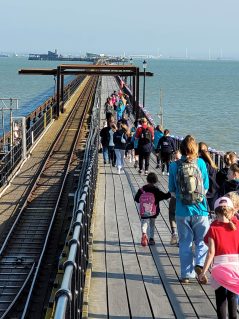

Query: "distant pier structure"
left=28, top=49, right=128, bottom=63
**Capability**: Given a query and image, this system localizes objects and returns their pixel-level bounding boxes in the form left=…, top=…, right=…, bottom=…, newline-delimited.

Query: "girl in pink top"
left=199, top=197, right=239, bottom=319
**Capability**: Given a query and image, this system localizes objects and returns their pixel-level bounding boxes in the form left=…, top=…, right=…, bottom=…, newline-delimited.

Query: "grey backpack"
left=176, top=159, right=205, bottom=205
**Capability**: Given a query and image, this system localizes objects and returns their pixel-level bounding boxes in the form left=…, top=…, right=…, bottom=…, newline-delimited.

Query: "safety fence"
left=53, top=79, right=101, bottom=319
left=0, top=76, right=85, bottom=187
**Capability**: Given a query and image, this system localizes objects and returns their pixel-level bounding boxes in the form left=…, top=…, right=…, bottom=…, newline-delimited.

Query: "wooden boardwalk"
left=87, top=77, right=219, bottom=319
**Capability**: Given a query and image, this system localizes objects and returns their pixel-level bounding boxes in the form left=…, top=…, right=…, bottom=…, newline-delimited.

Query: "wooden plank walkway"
left=87, top=77, right=218, bottom=319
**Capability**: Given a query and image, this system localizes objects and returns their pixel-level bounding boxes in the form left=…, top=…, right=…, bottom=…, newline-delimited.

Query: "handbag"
left=121, top=133, right=126, bottom=144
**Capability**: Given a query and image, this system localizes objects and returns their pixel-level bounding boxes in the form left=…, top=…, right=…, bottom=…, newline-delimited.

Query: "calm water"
left=0, top=57, right=238, bottom=153
left=136, top=59, right=239, bottom=153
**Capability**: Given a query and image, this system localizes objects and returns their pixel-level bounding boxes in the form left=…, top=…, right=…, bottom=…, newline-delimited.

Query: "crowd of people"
left=100, top=90, right=239, bottom=319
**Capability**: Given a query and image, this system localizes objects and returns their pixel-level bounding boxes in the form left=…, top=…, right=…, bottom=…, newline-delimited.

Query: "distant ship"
left=28, top=50, right=128, bottom=63
left=0, top=54, right=9, bottom=58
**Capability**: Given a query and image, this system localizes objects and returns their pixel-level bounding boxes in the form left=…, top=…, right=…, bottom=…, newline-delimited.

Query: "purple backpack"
left=139, top=188, right=157, bottom=218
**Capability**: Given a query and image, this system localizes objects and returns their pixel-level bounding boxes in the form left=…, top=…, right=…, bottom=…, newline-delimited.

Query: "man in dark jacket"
left=157, top=129, right=176, bottom=175
left=100, top=121, right=110, bottom=164
left=135, top=118, right=154, bottom=175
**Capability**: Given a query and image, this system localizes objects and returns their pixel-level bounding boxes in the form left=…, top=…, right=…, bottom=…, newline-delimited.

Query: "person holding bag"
left=113, top=122, right=128, bottom=175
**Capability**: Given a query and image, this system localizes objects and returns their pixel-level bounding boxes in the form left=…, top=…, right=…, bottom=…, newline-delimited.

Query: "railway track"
left=0, top=76, right=98, bottom=318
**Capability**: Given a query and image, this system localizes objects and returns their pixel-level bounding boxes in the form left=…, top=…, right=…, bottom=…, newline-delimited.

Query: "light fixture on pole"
left=130, top=58, right=133, bottom=89
left=143, top=60, right=147, bottom=108
left=122, top=57, right=125, bottom=83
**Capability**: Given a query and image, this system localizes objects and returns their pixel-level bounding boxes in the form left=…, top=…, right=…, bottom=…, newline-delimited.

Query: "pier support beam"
left=60, top=74, right=64, bottom=113
left=56, top=66, right=61, bottom=118
left=132, top=75, right=136, bottom=115
left=19, top=65, right=154, bottom=121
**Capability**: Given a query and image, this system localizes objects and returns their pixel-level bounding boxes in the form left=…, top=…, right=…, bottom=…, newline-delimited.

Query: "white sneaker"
left=167, top=172, right=169, bottom=176
left=118, top=168, right=121, bottom=175
left=162, top=171, right=165, bottom=175
left=170, top=234, right=178, bottom=245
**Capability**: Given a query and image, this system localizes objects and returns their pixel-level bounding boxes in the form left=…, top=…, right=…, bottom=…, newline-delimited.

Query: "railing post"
left=21, top=117, right=27, bottom=160
left=44, top=111, right=47, bottom=129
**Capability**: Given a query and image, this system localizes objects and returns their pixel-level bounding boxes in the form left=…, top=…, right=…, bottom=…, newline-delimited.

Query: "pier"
left=84, top=77, right=218, bottom=319
left=0, top=69, right=237, bottom=318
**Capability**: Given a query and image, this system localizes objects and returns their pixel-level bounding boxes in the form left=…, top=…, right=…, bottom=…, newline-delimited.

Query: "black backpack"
left=139, top=128, right=152, bottom=145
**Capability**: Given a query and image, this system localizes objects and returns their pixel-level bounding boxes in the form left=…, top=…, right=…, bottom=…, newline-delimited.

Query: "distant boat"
left=0, top=54, right=9, bottom=58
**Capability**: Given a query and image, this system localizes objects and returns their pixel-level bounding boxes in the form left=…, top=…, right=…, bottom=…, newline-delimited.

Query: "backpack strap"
left=140, top=187, right=145, bottom=194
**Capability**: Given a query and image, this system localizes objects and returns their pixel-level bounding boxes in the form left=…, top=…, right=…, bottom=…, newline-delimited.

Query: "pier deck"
left=87, top=77, right=218, bottom=319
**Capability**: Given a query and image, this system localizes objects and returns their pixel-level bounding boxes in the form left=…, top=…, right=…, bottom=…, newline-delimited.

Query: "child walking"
left=134, top=172, right=171, bottom=246
left=199, top=196, right=239, bottom=319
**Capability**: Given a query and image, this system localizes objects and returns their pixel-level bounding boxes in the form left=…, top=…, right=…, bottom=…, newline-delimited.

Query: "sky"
left=1, top=0, right=239, bottom=59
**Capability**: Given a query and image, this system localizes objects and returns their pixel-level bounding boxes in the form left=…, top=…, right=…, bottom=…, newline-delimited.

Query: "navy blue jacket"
left=157, top=136, right=176, bottom=153
left=113, top=130, right=127, bottom=150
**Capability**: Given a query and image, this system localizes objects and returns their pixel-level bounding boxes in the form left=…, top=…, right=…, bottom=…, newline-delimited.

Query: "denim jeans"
left=114, top=149, right=125, bottom=169
left=102, top=146, right=109, bottom=163
left=176, top=215, right=209, bottom=278
left=141, top=218, right=155, bottom=239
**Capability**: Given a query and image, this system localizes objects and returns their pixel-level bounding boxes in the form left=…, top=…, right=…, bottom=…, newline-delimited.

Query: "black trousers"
left=108, top=146, right=116, bottom=166
left=161, top=152, right=172, bottom=173
left=215, top=286, right=237, bottom=319
left=139, top=151, right=150, bottom=171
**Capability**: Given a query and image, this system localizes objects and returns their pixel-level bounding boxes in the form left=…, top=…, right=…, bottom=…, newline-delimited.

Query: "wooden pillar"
left=132, top=75, right=136, bottom=115
left=56, top=66, right=61, bottom=118
left=60, top=74, right=64, bottom=113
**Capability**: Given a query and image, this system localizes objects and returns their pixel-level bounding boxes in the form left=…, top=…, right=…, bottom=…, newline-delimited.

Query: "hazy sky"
left=1, top=0, right=239, bottom=58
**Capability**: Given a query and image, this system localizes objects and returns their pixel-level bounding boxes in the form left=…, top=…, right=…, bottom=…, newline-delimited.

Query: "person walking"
left=157, top=129, right=176, bottom=175
left=216, top=152, right=238, bottom=189
left=199, top=142, right=219, bottom=211
left=133, top=120, right=141, bottom=169
left=219, top=162, right=239, bottom=196
left=135, top=172, right=171, bottom=246
left=116, top=100, right=126, bottom=121
left=113, top=122, right=128, bottom=174
left=108, top=123, right=117, bottom=166
left=135, top=118, right=154, bottom=175
left=154, top=125, right=164, bottom=169
left=168, top=135, right=209, bottom=283
left=100, top=121, right=110, bottom=164
left=199, top=197, right=239, bottom=319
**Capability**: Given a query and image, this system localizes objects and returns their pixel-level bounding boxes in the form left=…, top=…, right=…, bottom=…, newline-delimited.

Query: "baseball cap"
left=214, top=197, right=234, bottom=210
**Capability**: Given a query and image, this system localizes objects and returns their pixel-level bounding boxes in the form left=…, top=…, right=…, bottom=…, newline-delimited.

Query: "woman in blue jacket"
left=169, top=135, right=209, bottom=284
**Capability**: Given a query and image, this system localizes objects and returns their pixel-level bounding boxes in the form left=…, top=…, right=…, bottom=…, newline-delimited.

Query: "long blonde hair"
left=199, top=142, right=217, bottom=169
left=180, top=135, right=198, bottom=160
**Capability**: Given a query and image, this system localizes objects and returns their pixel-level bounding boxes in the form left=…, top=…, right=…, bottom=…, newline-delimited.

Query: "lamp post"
left=129, top=58, right=133, bottom=89
left=122, top=57, right=125, bottom=83
left=143, top=60, right=147, bottom=108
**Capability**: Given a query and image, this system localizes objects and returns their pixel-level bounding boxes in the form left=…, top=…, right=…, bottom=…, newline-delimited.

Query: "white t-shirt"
left=109, top=129, right=115, bottom=146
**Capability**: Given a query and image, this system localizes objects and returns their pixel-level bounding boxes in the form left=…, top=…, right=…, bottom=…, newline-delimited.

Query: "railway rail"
left=0, top=76, right=98, bottom=318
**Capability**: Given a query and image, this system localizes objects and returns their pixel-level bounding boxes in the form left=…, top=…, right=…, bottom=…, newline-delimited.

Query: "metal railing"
left=117, top=76, right=227, bottom=169
left=53, top=79, right=101, bottom=319
left=0, top=76, right=85, bottom=188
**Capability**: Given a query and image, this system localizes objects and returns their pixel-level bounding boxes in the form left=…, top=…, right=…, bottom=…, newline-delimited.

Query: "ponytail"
left=215, top=206, right=237, bottom=230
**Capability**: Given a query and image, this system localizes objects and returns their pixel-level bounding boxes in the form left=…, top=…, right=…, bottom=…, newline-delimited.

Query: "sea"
left=0, top=56, right=238, bottom=153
